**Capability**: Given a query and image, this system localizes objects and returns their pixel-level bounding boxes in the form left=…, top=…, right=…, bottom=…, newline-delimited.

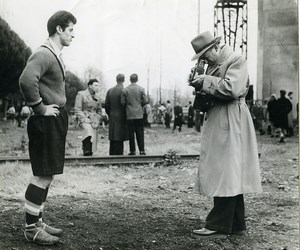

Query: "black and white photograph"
left=0, top=0, right=298, bottom=249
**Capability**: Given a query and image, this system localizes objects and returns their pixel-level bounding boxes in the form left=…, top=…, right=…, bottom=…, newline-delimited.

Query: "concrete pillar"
left=257, top=0, right=298, bottom=117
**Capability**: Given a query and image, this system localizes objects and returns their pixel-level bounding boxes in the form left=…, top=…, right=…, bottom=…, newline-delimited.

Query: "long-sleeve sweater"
left=19, top=40, right=66, bottom=115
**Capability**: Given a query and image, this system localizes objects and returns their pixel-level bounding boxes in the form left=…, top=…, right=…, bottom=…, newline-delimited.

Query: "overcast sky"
left=0, top=0, right=258, bottom=98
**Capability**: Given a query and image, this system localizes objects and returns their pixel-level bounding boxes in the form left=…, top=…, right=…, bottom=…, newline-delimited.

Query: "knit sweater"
left=19, top=40, right=66, bottom=115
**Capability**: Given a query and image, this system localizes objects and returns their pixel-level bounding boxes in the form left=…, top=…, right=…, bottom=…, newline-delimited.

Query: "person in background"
left=121, top=73, right=147, bottom=155
left=20, top=102, right=32, bottom=127
left=143, top=102, right=153, bottom=128
left=165, top=100, right=172, bottom=128
left=266, top=94, right=277, bottom=136
left=74, top=79, right=102, bottom=156
left=187, top=101, right=194, bottom=128
left=6, top=105, right=16, bottom=125
left=287, top=91, right=294, bottom=137
left=189, top=31, right=262, bottom=238
left=173, top=101, right=183, bottom=132
left=245, top=83, right=254, bottom=113
left=105, top=73, right=129, bottom=155
left=19, top=10, right=77, bottom=245
left=274, top=90, right=292, bottom=142
left=252, top=100, right=265, bottom=135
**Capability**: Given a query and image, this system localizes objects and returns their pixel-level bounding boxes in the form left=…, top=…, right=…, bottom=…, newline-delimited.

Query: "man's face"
left=202, top=46, right=219, bottom=66
left=60, top=22, right=75, bottom=47
left=89, top=82, right=100, bottom=94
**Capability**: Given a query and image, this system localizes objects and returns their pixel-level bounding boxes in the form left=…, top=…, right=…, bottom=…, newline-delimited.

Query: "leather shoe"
left=191, top=228, right=227, bottom=239
left=24, top=221, right=60, bottom=245
left=128, top=152, right=136, bottom=155
left=41, top=221, right=63, bottom=236
left=140, top=151, right=146, bottom=155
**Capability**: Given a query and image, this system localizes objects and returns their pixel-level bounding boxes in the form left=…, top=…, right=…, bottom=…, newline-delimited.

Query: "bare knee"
left=31, top=176, right=54, bottom=189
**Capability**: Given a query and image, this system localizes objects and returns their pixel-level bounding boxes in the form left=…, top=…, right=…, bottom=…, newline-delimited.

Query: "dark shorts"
left=27, top=108, right=68, bottom=176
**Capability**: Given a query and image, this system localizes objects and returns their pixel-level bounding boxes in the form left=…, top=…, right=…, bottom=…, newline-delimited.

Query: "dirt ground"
left=0, top=120, right=299, bottom=250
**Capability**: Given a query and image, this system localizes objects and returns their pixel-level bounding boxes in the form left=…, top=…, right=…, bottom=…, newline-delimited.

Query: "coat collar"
left=206, top=45, right=233, bottom=75
left=217, top=45, right=233, bottom=64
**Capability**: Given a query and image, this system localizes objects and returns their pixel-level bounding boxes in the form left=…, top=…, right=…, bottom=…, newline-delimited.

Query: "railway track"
left=0, top=154, right=200, bottom=166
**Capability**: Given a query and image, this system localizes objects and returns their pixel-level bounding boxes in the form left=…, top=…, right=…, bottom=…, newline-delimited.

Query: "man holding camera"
left=189, top=31, right=262, bottom=237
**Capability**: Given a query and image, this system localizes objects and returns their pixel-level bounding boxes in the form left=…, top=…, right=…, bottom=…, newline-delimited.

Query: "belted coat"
left=194, top=45, right=262, bottom=197
left=74, top=88, right=102, bottom=150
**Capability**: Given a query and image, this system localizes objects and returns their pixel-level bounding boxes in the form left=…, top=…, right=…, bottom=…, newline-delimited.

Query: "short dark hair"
left=87, top=79, right=98, bottom=86
left=130, top=74, right=138, bottom=83
left=47, top=10, right=77, bottom=36
left=116, top=74, right=125, bottom=83
left=280, top=89, right=286, bottom=96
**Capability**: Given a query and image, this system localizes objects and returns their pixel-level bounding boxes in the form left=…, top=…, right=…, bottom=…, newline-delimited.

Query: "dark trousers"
left=205, top=194, right=246, bottom=234
left=173, top=118, right=182, bottom=131
left=165, top=114, right=171, bottom=128
left=188, top=117, right=194, bottom=128
left=127, top=119, right=144, bottom=153
left=109, top=141, right=124, bottom=155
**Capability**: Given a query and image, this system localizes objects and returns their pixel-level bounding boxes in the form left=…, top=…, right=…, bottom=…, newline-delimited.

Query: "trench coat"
left=74, top=88, right=102, bottom=152
left=194, top=45, right=262, bottom=197
left=105, top=83, right=129, bottom=141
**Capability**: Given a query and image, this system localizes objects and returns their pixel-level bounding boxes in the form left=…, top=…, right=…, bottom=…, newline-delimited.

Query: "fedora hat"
left=191, top=31, right=222, bottom=61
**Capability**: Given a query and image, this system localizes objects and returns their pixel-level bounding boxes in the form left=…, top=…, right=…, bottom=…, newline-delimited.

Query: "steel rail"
left=0, top=154, right=200, bottom=166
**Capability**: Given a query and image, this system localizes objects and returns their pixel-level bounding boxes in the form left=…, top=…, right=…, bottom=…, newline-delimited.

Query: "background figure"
left=20, top=102, right=32, bottom=128
left=14, top=100, right=23, bottom=127
left=19, top=10, right=77, bottom=245
left=173, top=101, right=183, bottom=132
left=273, top=90, right=292, bottom=142
left=165, top=100, right=172, bottom=128
left=245, top=84, right=254, bottom=113
left=143, top=102, right=153, bottom=128
left=266, top=94, right=277, bottom=136
left=158, top=103, right=166, bottom=124
left=287, top=91, right=294, bottom=137
left=187, top=101, right=194, bottom=128
left=252, top=100, right=265, bottom=135
left=6, top=105, right=16, bottom=125
left=121, top=73, right=147, bottom=155
left=189, top=31, right=262, bottom=238
left=105, top=74, right=129, bottom=155
left=74, top=79, right=102, bottom=156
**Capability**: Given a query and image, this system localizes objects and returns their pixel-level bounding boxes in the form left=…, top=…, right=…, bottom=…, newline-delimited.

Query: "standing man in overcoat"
left=121, top=73, right=147, bottom=155
left=19, top=10, right=77, bottom=245
left=105, top=73, right=129, bottom=155
left=189, top=31, right=262, bottom=237
left=187, top=101, right=194, bottom=128
left=74, top=79, right=102, bottom=156
left=173, top=101, right=183, bottom=132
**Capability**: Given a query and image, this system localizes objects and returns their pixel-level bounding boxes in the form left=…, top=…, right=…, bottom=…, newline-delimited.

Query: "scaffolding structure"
left=214, top=0, right=248, bottom=57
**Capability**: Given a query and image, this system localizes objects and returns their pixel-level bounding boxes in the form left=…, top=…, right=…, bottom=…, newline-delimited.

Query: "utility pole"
left=147, top=66, right=150, bottom=100
left=194, top=0, right=202, bottom=132
left=159, top=33, right=162, bottom=105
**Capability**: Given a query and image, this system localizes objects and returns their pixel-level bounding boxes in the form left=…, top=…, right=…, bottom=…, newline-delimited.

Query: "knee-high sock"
left=39, top=187, right=49, bottom=221
left=25, top=183, right=46, bottom=225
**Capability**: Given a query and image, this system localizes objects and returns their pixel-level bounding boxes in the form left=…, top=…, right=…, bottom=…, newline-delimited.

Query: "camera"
left=188, top=59, right=205, bottom=85
left=188, top=59, right=215, bottom=112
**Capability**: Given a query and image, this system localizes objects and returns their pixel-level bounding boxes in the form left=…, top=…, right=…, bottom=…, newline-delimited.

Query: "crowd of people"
left=250, top=90, right=297, bottom=143
left=9, top=8, right=294, bottom=246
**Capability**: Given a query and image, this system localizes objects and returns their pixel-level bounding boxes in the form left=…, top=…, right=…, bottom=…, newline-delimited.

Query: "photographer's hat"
left=191, top=31, right=222, bottom=61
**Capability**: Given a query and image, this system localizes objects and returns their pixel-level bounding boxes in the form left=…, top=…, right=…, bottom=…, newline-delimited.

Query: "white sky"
left=0, top=0, right=258, bottom=98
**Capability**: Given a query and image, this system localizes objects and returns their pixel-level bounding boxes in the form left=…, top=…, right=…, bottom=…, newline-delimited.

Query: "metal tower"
left=214, top=0, right=248, bottom=57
